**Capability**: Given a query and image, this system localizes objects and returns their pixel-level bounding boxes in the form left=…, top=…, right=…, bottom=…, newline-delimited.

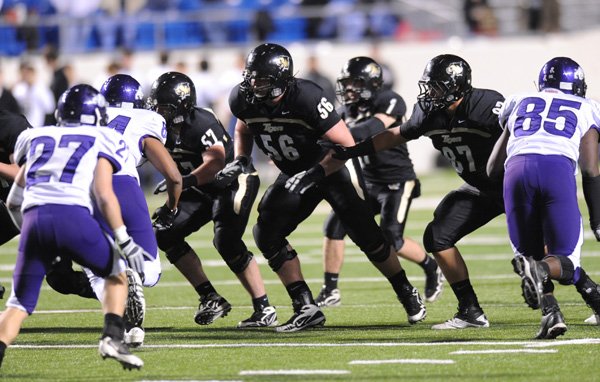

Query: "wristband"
left=114, top=225, right=129, bottom=245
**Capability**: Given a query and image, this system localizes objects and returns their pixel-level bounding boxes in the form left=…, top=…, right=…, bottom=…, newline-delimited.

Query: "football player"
left=0, top=110, right=32, bottom=299
left=0, top=85, right=144, bottom=369
left=316, top=57, right=443, bottom=308
left=332, top=54, right=504, bottom=330
left=148, top=72, right=278, bottom=328
left=488, top=57, right=600, bottom=338
left=216, top=43, right=426, bottom=332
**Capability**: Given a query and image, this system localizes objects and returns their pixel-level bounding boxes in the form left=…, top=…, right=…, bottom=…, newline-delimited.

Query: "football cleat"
left=431, top=305, right=490, bottom=330
left=315, top=287, right=341, bottom=307
left=98, top=336, right=143, bottom=370
left=577, top=278, right=600, bottom=319
left=275, top=304, right=326, bottom=333
left=194, top=293, right=232, bottom=325
left=511, top=255, right=547, bottom=310
left=124, top=327, right=145, bottom=348
left=398, top=287, right=427, bottom=324
left=424, top=265, right=444, bottom=302
left=237, top=306, right=278, bottom=328
left=536, top=307, right=567, bottom=339
left=584, top=314, right=599, bottom=325
left=124, top=268, right=145, bottom=328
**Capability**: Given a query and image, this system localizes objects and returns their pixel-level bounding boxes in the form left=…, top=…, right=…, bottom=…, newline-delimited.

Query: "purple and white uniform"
left=88, top=107, right=167, bottom=292
left=500, top=89, right=600, bottom=282
left=8, top=125, right=126, bottom=314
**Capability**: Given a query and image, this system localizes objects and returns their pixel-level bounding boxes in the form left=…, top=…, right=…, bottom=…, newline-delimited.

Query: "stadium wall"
left=4, top=28, right=600, bottom=175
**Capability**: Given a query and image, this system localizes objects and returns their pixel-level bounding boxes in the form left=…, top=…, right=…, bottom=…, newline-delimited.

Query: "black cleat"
left=275, top=303, right=325, bottom=333
left=512, top=256, right=548, bottom=310
left=194, top=293, right=232, bottom=325
left=536, top=307, right=567, bottom=339
left=315, top=287, right=341, bottom=307
left=237, top=306, right=278, bottom=328
left=424, top=265, right=444, bottom=302
left=431, top=305, right=489, bottom=330
left=398, top=287, right=427, bottom=324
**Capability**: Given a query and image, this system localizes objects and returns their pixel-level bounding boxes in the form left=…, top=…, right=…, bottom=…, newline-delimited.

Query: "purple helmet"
left=100, top=74, right=144, bottom=108
left=538, top=57, right=587, bottom=97
left=56, top=84, right=108, bottom=127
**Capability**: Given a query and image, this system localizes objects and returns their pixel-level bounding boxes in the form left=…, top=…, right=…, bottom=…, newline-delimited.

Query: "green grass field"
left=1, top=169, right=599, bottom=381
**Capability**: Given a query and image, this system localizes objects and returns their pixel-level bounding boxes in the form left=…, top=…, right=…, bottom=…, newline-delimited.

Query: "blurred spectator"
left=0, top=66, right=21, bottom=113
left=369, top=41, right=395, bottom=91
left=144, top=50, right=173, bottom=94
left=192, top=57, right=217, bottom=109
left=301, top=0, right=329, bottom=39
left=174, top=60, right=188, bottom=74
left=49, top=0, right=102, bottom=53
left=43, top=46, right=74, bottom=124
left=522, top=0, right=560, bottom=33
left=12, top=61, right=55, bottom=126
left=94, top=60, right=121, bottom=91
left=365, top=0, right=400, bottom=38
left=252, top=7, right=275, bottom=41
left=304, top=55, right=336, bottom=103
left=3, top=2, right=40, bottom=52
left=463, top=0, right=497, bottom=36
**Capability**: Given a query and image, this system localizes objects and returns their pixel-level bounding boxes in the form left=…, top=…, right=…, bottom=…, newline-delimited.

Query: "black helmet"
left=417, top=54, right=472, bottom=113
left=240, top=43, right=294, bottom=104
left=147, top=71, right=196, bottom=125
left=336, top=56, right=383, bottom=106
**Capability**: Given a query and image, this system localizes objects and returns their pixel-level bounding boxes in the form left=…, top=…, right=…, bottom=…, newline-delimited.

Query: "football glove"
left=214, top=155, right=251, bottom=188
left=118, top=238, right=149, bottom=277
left=153, top=174, right=197, bottom=194
left=285, top=164, right=325, bottom=195
left=152, top=204, right=178, bottom=231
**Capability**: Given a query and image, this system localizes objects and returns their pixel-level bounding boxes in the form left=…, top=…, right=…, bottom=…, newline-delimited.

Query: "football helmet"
left=146, top=72, right=196, bottom=125
left=240, top=43, right=294, bottom=104
left=538, top=57, right=587, bottom=97
left=417, top=54, right=472, bottom=113
left=336, top=56, right=383, bottom=106
left=100, top=74, right=144, bottom=108
left=55, top=84, right=108, bottom=127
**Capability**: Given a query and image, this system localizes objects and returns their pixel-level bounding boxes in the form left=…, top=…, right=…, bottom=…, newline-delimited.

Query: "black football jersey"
left=229, top=79, right=341, bottom=176
left=342, top=89, right=415, bottom=184
left=165, top=107, right=233, bottom=190
left=401, top=88, right=505, bottom=192
left=0, top=110, right=31, bottom=200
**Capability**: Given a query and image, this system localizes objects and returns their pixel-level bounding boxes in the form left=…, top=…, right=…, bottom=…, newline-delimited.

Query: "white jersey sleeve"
left=504, top=90, right=598, bottom=165
left=106, top=107, right=167, bottom=180
left=19, top=125, right=126, bottom=212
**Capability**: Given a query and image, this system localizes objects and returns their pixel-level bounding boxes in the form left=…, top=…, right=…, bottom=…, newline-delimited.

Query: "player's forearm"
left=145, top=142, right=182, bottom=209
left=371, top=126, right=406, bottom=151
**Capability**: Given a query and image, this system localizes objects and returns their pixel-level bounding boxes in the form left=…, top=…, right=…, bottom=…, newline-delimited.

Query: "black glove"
left=327, top=137, right=376, bottom=160
left=152, top=204, right=178, bottom=231
left=118, top=238, right=149, bottom=276
left=582, top=175, right=600, bottom=241
left=285, top=165, right=325, bottom=195
left=214, top=155, right=251, bottom=188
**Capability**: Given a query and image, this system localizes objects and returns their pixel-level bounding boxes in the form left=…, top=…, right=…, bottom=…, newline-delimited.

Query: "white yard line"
left=349, top=359, right=455, bottom=364
left=450, top=349, right=558, bottom=354
left=10, top=338, right=600, bottom=349
left=239, top=370, right=350, bottom=376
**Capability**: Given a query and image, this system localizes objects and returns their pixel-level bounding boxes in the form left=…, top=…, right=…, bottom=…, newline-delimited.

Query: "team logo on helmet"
left=275, top=56, right=290, bottom=72
left=574, top=66, right=585, bottom=80
left=174, top=82, right=191, bottom=100
left=446, top=63, right=463, bottom=77
left=365, top=63, right=381, bottom=78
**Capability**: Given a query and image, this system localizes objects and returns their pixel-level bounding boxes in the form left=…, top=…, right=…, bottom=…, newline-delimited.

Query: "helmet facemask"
left=241, top=70, right=288, bottom=104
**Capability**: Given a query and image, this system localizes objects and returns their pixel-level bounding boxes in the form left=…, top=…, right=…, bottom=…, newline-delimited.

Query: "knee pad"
left=264, top=245, right=297, bottom=272
left=365, top=242, right=391, bottom=263
left=165, top=241, right=193, bottom=264
left=550, top=255, right=576, bottom=285
left=226, top=250, right=254, bottom=274
left=46, top=265, right=96, bottom=299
